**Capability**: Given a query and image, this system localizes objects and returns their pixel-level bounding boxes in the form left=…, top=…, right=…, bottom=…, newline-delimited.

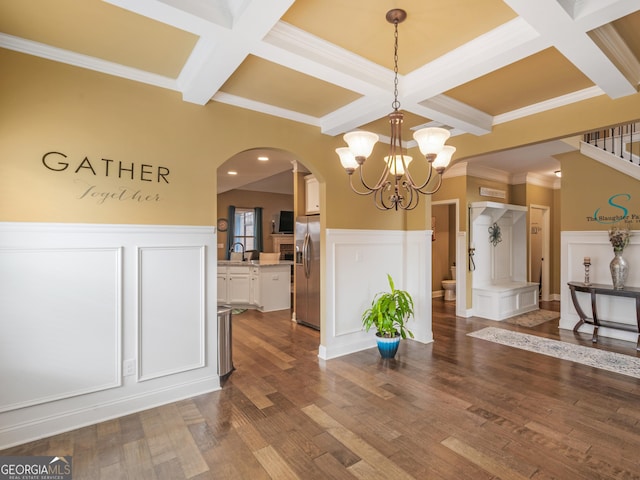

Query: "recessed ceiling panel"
left=0, top=0, right=197, bottom=77
left=444, top=48, right=595, bottom=116
left=220, top=55, right=362, bottom=117
left=282, top=0, right=517, bottom=74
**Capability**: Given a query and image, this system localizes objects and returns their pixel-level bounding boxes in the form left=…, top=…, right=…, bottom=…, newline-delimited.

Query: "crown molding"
left=0, top=33, right=177, bottom=91
left=511, top=172, right=557, bottom=189
left=493, top=86, right=604, bottom=125
left=590, top=23, right=640, bottom=88
left=212, top=92, right=320, bottom=127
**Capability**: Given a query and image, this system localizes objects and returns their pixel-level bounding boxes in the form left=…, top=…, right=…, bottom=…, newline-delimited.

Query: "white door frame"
left=529, top=204, right=550, bottom=302
left=432, top=199, right=465, bottom=315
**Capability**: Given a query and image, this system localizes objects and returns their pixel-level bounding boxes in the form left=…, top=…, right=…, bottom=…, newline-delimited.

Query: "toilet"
left=442, top=266, right=456, bottom=301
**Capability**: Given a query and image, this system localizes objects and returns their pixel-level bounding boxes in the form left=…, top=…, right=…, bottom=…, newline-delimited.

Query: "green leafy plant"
left=362, top=274, right=415, bottom=339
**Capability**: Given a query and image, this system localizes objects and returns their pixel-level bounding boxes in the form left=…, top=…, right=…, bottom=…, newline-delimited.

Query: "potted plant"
left=362, top=274, right=415, bottom=358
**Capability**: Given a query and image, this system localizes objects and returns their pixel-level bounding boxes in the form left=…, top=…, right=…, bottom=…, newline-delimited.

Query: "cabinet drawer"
left=228, top=265, right=250, bottom=274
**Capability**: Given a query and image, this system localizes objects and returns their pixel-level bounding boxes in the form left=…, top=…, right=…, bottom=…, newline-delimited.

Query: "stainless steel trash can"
left=217, top=306, right=234, bottom=378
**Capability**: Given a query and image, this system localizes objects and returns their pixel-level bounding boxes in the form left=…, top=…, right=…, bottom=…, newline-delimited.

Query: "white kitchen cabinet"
left=259, top=265, right=291, bottom=312
left=250, top=266, right=261, bottom=307
left=305, top=174, right=319, bottom=214
left=227, top=266, right=251, bottom=304
left=217, top=268, right=228, bottom=304
left=217, top=262, right=291, bottom=311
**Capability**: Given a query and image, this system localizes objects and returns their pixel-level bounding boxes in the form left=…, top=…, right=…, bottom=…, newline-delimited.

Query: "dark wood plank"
left=3, top=301, right=640, bottom=480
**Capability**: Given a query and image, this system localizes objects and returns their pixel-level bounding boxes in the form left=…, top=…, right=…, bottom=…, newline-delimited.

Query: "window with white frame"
left=231, top=208, right=255, bottom=252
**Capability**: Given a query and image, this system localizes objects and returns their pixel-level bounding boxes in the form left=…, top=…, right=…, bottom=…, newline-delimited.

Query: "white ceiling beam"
left=570, top=0, right=640, bottom=30
left=320, top=95, right=392, bottom=136
left=403, top=18, right=548, bottom=102
left=411, top=95, right=493, bottom=136
left=504, top=0, right=637, bottom=98
left=103, top=0, right=227, bottom=36
left=256, top=22, right=391, bottom=96
left=399, top=18, right=548, bottom=135
left=179, top=0, right=295, bottom=105
left=108, top=0, right=296, bottom=105
left=152, top=0, right=234, bottom=28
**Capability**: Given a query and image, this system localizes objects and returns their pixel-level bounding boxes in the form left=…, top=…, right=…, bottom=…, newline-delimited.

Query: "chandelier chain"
left=392, top=20, right=400, bottom=111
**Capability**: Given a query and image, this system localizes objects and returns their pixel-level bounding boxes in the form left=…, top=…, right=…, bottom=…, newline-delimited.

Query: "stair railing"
left=583, top=122, right=639, bottom=166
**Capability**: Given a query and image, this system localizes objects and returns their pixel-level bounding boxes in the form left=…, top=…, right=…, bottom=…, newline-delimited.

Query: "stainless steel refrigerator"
left=295, top=215, right=320, bottom=330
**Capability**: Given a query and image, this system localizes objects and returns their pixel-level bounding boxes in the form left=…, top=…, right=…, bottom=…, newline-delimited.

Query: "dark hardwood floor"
left=3, top=300, right=640, bottom=479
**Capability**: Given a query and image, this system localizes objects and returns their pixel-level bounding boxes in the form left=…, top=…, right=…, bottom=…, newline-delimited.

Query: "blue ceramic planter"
left=376, top=333, right=400, bottom=358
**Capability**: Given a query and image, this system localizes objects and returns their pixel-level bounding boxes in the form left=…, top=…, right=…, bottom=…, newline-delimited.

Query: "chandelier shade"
left=343, top=131, right=379, bottom=160
left=335, top=147, right=358, bottom=172
left=413, top=127, right=451, bottom=159
left=335, top=8, right=455, bottom=211
left=433, top=145, right=456, bottom=172
left=385, top=155, right=412, bottom=176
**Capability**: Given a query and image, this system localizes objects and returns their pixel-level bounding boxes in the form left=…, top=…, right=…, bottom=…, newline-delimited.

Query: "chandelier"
left=335, top=8, right=455, bottom=211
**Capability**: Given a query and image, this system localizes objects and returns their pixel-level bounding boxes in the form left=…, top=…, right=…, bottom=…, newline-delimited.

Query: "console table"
left=567, top=281, right=640, bottom=350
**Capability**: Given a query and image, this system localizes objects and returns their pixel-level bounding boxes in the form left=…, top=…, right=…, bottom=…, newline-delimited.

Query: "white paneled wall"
left=0, top=247, right=122, bottom=412
left=0, top=223, right=219, bottom=448
left=322, top=228, right=432, bottom=360
left=138, top=246, right=206, bottom=381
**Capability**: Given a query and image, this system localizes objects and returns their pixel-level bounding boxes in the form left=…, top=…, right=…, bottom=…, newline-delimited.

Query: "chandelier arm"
left=406, top=184, right=420, bottom=210
left=400, top=182, right=411, bottom=210
left=415, top=173, right=444, bottom=195
left=373, top=162, right=394, bottom=191
left=356, top=161, right=395, bottom=192
left=403, top=159, right=435, bottom=191
left=374, top=186, right=394, bottom=211
left=379, top=184, right=394, bottom=210
left=348, top=173, right=377, bottom=196
left=396, top=182, right=418, bottom=211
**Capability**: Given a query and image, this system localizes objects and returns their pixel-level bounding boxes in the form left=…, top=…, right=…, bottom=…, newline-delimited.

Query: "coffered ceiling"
left=2, top=0, right=639, bottom=192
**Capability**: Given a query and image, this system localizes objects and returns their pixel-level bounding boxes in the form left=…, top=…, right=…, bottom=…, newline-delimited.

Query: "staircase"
left=581, top=122, right=640, bottom=181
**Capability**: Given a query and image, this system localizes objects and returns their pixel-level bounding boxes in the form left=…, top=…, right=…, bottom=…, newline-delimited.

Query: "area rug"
left=504, top=309, right=559, bottom=327
left=468, top=327, right=640, bottom=379
left=231, top=308, right=247, bottom=315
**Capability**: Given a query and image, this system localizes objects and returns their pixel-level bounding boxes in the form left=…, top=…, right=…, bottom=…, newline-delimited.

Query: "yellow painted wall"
left=510, top=184, right=526, bottom=206
left=0, top=49, right=427, bottom=230
left=559, top=151, right=640, bottom=231
left=3, top=48, right=640, bottom=306
left=466, top=176, right=511, bottom=205
left=451, top=94, right=640, bottom=162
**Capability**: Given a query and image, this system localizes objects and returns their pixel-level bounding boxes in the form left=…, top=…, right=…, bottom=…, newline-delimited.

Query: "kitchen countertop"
left=218, top=260, right=294, bottom=267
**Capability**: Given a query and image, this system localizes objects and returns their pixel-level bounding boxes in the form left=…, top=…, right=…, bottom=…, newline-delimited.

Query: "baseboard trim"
left=0, top=376, right=220, bottom=450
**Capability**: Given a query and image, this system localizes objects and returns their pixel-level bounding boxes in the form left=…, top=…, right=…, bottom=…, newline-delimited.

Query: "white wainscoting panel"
left=561, top=230, right=639, bottom=344
left=0, top=223, right=219, bottom=449
left=0, top=247, right=121, bottom=412
left=138, top=246, right=205, bottom=381
left=322, top=228, right=432, bottom=360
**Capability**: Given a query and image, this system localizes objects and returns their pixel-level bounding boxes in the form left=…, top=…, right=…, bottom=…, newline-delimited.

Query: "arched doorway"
left=216, top=148, right=321, bottom=332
